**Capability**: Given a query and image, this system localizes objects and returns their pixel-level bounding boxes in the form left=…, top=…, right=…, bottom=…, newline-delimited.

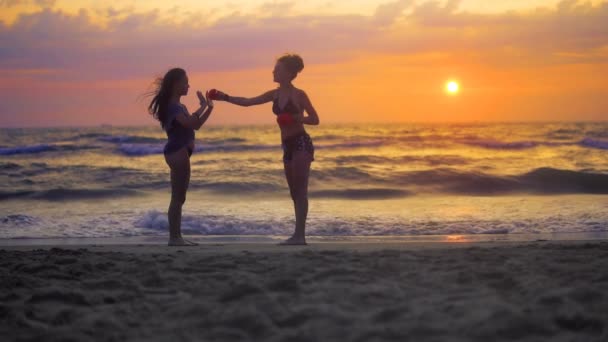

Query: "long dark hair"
left=146, top=68, right=186, bottom=129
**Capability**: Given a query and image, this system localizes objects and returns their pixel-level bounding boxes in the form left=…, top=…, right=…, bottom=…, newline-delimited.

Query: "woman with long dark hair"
left=209, top=54, right=319, bottom=245
left=147, top=68, right=213, bottom=246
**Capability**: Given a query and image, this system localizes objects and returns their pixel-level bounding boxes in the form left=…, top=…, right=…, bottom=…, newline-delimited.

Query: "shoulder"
left=294, top=88, right=309, bottom=98
left=293, top=88, right=310, bottom=103
left=268, top=89, right=279, bottom=99
left=168, top=102, right=186, bottom=114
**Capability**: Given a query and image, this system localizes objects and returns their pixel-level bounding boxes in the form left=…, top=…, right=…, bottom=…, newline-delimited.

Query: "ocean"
left=1, top=122, right=607, bottom=241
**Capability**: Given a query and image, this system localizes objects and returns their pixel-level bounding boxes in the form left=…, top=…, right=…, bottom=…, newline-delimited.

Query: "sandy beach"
left=1, top=240, right=608, bottom=341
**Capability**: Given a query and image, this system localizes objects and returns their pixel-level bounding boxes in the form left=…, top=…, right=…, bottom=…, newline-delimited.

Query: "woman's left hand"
left=197, top=91, right=207, bottom=107
left=205, top=91, right=215, bottom=108
left=294, top=113, right=304, bottom=124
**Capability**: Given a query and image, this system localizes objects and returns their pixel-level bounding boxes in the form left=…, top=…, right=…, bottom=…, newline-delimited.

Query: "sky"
left=0, top=0, right=607, bottom=127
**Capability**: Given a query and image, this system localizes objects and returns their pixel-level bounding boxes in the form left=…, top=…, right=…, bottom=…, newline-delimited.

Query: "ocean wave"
left=1, top=164, right=155, bottom=192
left=99, top=135, right=164, bottom=144
left=2, top=203, right=607, bottom=238
left=316, top=140, right=385, bottom=149
left=103, top=135, right=248, bottom=146
left=0, top=144, right=98, bottom=156
left=585, top=129, right=608, bottom=138
left=134, top=210, right=281, bottom=236
left=203, top=144, right=278, bottom=153
left=0, top=144, right=54, bottom=155
left=314, top=134, right=429, bottom=145
left=310, top=188, right=412, bottom=199
left=6, top=164, right=605, bottom=198
left=519, top=167, right=608, bottom=194
left=0, top=162, right=21, bottom=170
left=459, top=139, right=540, bottom=150
left=332, top=155, right=393, bottom=164
left=314, top=166, right=377, bottom=182
left=397, top=168, right=520, bottom=195
left=580, top=138, right=608, bottom=150
left=396, top=135, right=427, bottom=143
left=331, top=154, right=468, bottom=166
left=1, top=214, right=39, bottom=225
left=545, top=128, right=583, bottom=141
left=411, top=167, right=608, bottom=195
left=74, top=133, right=109, bottom=139
left=312, top=134, right=342, bottom=141
left=205, top=137, right=248, bottom=145
left=132, top=210, right=607, bottom=237
left=117, top=144, right=164, bottom=156
left=199, top=181, right=282, bottom=193
left=312, top=166, right=607, bottom=195
left=200, top=140, right=387, bottom=153
left=551, top=129, right=581, bottom=135
left=115, top=143, right=280, bottom=156
left=0, top=191, right=33, bottom=201
left=115, top=138, right=392, bottom=157
left=0, top=188, right=141, bottom=201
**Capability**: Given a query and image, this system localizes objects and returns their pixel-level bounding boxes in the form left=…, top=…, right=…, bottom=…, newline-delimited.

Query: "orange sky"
left=0, top=0, right=607, bottom=127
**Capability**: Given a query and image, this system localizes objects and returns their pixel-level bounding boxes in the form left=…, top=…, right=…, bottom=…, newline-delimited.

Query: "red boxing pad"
left=208, top=89, right=224, bottom=100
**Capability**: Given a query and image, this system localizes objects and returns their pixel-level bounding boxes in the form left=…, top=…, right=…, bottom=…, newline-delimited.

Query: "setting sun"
left=446, top=81, right=459, bottom=94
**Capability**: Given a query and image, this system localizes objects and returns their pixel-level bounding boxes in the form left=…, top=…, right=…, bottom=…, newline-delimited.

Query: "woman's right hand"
left=208, top=89, right=229, bottom=101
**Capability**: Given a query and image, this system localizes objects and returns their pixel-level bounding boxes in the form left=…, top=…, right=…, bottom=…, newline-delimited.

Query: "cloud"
left=373, top=0, right=415, bottom=26
left=0, top=0, right=607, bottom=82
left=0, top=0, right=55, bottom=8
left=258, top=1, right=296, bottom=16
left=395, top=0, right=608, bottom=65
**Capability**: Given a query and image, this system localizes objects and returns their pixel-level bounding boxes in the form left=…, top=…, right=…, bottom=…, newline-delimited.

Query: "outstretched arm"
left=223, top=90, right=275, bottom=107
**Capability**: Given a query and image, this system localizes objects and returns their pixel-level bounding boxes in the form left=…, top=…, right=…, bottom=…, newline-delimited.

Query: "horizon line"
left=1, top=119, right=607, bottom=129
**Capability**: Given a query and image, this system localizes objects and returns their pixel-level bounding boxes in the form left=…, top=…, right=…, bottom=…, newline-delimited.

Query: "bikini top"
left=272, top=97, right=299, bottom=115
left=272, top=95, right=300, bottom=126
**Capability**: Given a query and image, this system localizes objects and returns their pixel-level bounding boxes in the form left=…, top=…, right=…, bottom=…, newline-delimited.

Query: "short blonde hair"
left=277, top=53, right=304, bottom=77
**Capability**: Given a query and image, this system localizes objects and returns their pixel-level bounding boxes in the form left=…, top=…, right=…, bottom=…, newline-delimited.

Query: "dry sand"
left=1, top=240, right=608, bottom=341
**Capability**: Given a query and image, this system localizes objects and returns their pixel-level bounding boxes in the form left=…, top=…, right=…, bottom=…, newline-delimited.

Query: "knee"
left=171, top=194, right=186, bottom=206
left=293, top=190, right=308, bottom=202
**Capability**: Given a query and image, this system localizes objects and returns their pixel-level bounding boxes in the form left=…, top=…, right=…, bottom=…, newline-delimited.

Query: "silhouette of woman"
left=210, top=54, right=319, bottom=245
left=147, top=68, right=214, bottom=246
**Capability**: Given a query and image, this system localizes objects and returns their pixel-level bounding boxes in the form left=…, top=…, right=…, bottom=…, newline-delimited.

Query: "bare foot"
left=168, top=237, right=198, bottom=246
left=278, top=236, right=308, bottom=246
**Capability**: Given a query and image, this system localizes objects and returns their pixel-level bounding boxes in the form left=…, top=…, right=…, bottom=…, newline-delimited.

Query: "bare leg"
left=284, top=159, right=296, bottom=211
left=164, top=148, right=197, bottom=246
left=279, top=151, right=311, bottom=245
